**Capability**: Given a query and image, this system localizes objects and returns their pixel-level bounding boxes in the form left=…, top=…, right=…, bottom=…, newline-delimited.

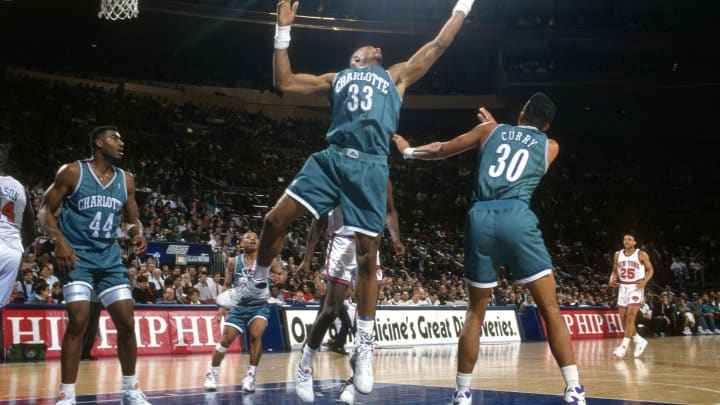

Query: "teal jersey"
left=326, top=65, right=402, bottom=156
left=233, top=253, right=270, bottom=305
left=473, top=124, right=549, bottom=204
left=59, top=160, right=127, bottom=252
left=233, top=253, right=254, bottom=288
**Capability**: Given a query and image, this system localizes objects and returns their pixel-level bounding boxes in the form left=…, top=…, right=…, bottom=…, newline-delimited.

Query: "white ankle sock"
left=456, top=372, right=472, bottom=392
left=560, top=365, right=580, bottom=387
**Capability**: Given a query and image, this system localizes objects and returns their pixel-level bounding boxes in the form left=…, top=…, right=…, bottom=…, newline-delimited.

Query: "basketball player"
left=0, top=144, right=36, bottom=308
left=393, top=94, right=586, bottom=405
left=203, top=231, right=286, bottom=393
left=39, top=126, right=151, bottom=405
left=295, top=180, right=404, bottom=403
left=216, top=0, right=475, bottom=396
left=609, top=233, right=654, bottom=358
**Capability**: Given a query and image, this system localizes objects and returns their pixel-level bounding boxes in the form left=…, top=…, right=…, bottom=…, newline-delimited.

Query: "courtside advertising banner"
left=282, top=306, right=521, bottom=349
left=2, top=306, right=241, bottom=359
left=541, top=307, right=625, bottom=339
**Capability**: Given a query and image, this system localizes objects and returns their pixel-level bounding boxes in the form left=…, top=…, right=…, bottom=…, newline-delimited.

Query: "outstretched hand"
left=277, top=0, right=300, bottom=26
left=477, top=107, right=497, bottom=124
left=392, top=134, right=410, bottom=153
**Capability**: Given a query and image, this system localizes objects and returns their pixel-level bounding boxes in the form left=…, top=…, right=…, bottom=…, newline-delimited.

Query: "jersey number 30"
left=488, top=144, right=530, bottom=182
left=89, top=211, right=115, bottom=238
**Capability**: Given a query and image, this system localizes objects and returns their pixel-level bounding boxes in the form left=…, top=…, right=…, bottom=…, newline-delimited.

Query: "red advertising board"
left=2, top=307, right=241, bottom=359
left=541, top=308, right=625, bottom=340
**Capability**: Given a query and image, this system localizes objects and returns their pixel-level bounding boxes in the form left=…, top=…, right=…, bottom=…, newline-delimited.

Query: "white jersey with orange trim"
left=616, top=249, right=646, bottom=283
left=0, top=175, right=27, bottom=253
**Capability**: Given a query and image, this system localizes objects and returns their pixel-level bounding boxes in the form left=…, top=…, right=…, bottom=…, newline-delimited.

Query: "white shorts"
left=323, top=234, right=382, bottom=286
left=0, top=245, right=22, bottom=308
left=617, top=283, right=644, bottom=308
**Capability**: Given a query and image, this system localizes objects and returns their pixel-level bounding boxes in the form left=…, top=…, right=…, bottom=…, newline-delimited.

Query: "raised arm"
left=123, top=171, right=146, bottom=256
left=385, top=181, right=405, bottom=258
left=393, top=107, right=496, bottom=160
left=273, top=0, right=335, bottom=96
left=38, top=163, right=79, bottom=272
left=388, top=0, right=474, bottom=97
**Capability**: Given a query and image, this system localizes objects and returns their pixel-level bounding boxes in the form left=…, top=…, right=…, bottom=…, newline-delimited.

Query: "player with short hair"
left=203, top=231, right=286, bottom=394
left=217, top=0, right=475, bottom=397
left=39, top=126, right=150, bottom=405
left=394, top=93, right=586, bottom=404
left=609, top=233, right=654, bottom=358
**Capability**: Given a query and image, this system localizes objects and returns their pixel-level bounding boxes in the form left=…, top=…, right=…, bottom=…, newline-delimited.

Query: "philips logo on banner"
left=166, top=245, right=190, bottom=255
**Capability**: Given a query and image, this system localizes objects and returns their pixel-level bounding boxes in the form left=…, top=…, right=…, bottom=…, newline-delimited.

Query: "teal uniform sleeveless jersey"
left=326, top=65, right=402, bottom=156
left=286, top=65, right=401, bottom=235
left=463, top=124, right=553, bottom=287
left=473, top=124, right=548, bottom=203
left=226, top=254, right=271, bottom=331
left=60, top=160, right=128, bottom=292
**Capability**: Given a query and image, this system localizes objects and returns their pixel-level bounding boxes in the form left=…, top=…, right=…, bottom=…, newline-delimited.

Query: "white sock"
left=456, top=372, right=472, bottom=392
left=560, top=365, right=580, bottom=387
left=247, top=365, right=257, bottom=377
left=210, top=366, right=219, bottom=374
left=357, top=319, right=374, bottom=336
left=122, top=375, right=138, bottom=390
left=59, top=383, right=76, bottom=399
left=621, top=337, right=631, bottom=347
left=300, top=346, right=317, bottom=369
left=633, top=334, right=645, bottom=343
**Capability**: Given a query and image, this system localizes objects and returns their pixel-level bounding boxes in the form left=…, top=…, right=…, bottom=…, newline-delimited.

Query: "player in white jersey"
left=295, top=180, right=404, bottom=403
left=0, top=144, right=36, bottom=308
left=609, top=233, right=654, bottom=358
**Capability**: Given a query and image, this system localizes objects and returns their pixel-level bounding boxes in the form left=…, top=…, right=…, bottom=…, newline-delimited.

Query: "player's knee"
left=66, top=314, right=90, bottom=335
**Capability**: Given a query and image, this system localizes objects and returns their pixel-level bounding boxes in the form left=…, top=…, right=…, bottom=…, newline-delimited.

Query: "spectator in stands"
left=149, top=268, right=164, bottom=298
left=194, top=272, right=214, bottom=303
left=676, top=296, right=695, bottom=336
left=18, top=269, right=35, bottom=301
left=651, top=292, right=674, bottom=337
left=132, top=275, right=155, bottom=304
left=156, top=287, right=178, bottom=304
left=7, top=281, right=25, bottom=304
left=29, top=279, right=50, bottom=304
left=171, top=277, right=188, bottom=304
left=51, top=282, right=65, bottom=304
left=699, top=293, right=720, bottom=335
left=39, top=264, right=60, bottom=287
left=687, top=294, right=712, bottom=335
left=188, top=288, right=203, bottom=305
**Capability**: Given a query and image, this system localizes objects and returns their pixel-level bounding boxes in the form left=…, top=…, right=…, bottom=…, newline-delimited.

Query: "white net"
left=98, top=0, right=139, bottom=20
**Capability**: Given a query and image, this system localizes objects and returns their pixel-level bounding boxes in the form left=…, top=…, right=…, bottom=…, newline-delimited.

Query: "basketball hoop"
left=98, top=0, right=139, bottom=20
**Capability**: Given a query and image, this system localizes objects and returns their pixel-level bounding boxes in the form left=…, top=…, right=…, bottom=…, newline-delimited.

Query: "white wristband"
left=274, top=25, right=291, bottom=50
left=452, top=0, right=475, bottom=17
left=403, top=147, right=416, bottom=160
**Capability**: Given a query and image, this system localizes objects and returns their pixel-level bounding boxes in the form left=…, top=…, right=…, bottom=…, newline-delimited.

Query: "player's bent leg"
left=244, top=317, right=267, bottom=393
left=205, top=326, right=240, bottom=391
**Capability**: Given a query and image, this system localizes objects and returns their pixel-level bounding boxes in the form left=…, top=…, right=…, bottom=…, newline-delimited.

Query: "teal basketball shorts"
left=463, top=200, right=553, bottom=288
left=224, top=303, right=271, bottom=334
left=69, top=244, right=129, bottom=294
left=286, top=145, right=388, bottom=236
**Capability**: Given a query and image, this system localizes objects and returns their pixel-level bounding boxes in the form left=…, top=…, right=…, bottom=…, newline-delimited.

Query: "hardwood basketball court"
left=2, top=336, right=718, bottom=404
